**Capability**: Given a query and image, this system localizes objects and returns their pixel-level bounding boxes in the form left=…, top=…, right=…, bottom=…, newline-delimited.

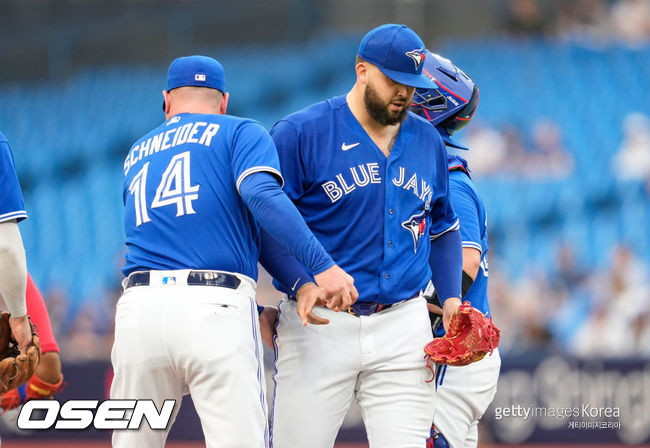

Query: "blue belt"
left=348, top=291, right=423, bottom=316
left=287, top=297, right=410, bottom=317
left=347, top=301, right=394, bottom=316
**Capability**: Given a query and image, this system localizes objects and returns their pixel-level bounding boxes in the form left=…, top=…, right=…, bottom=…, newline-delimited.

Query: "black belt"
left=125, top=270, right=241, bottom=290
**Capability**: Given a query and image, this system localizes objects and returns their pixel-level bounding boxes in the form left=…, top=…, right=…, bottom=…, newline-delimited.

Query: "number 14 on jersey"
left=128, top=151, right=200, bottom=226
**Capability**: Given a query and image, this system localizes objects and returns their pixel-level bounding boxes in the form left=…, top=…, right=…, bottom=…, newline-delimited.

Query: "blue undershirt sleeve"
left=239, top=171, right=334, bottom=275
left=259, top=229, right=314, bottom=295
left=428, top=228, right=463, bottom=304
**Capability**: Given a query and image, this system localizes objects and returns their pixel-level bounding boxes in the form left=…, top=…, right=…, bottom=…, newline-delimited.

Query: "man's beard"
left=364, top=83, right=409, bottom=126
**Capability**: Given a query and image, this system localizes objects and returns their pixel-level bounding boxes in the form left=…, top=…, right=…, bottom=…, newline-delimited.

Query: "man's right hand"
left=295, top=282, right=330, bottom=326
left=313, top=264, right=358, bottom=312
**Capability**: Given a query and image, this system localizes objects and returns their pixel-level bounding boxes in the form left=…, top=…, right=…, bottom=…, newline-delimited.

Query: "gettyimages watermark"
left=16, top=399, right=176, bottom=430
left=494, top=404, right=621, bottom=430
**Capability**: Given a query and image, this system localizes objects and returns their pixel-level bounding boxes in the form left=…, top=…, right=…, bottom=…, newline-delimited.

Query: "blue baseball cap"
left=166, top=55, right=226, bottom=93
left=358, top=24, right=436, bottom=89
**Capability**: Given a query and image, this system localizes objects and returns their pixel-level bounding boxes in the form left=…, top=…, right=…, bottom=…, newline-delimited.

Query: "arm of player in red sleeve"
left=25, top=273, right=60, bottom=354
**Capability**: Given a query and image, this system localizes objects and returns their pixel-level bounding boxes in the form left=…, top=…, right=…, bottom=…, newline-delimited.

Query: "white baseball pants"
left=432, top=348, right=501, bottom=448
left=111, top=269, right=268, bottom=448
left=270, top=296, right=436, bottom=448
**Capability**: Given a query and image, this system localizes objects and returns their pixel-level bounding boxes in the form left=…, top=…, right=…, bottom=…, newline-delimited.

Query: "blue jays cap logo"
left=405, top=49, right=425, bottom=71
left=357, top=25, right=437, bottom=89
left=402, top=210, right=427, bottom=253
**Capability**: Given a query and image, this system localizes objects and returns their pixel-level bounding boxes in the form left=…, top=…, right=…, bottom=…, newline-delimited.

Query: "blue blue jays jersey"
left=122, top=113, right=283, bottom=279
left=271, top=96, right=458, bottom=304
left=447, top=155, right=490, bottom=317
left=0, top=132, right=27, bottom=223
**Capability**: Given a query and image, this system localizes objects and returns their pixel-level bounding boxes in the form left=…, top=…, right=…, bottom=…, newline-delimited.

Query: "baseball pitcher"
left=264, top=25, right=464, bottom=448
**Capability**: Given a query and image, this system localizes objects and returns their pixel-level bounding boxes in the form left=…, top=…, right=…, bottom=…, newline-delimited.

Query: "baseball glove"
left=424, top=301, right=500, bottom=374
left=0, top=312, right=41, bottom=394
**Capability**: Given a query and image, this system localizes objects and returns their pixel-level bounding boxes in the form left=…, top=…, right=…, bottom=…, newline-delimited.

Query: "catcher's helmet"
left=410, top=51, right=478, bottom=149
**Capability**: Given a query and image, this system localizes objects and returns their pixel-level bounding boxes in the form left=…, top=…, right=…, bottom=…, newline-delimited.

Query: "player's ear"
left=356, top=61, right=368, bottom=85
left=162, top=90, right=171, bottom=115
left=219, top=92, right=229, bottom=115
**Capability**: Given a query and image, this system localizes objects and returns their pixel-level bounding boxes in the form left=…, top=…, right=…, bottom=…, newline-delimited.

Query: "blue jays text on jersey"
left=0, top=132, right=27, bottom=223
left=122, top=113, right=283, bottom=279
left=271, top=95, right=458, bottom=304
left=447, top=155, right=490, bottom=317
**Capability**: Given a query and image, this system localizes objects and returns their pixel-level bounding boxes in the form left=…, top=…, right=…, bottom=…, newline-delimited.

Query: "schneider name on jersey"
left=123, top=112, right=283, bottom=280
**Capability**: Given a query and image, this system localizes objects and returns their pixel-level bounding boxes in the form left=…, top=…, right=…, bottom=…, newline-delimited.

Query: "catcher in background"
left=0, top=131, right=42, bottom=405
left=410, top=52, right=501, bottom=448
left=1, top=273, right=63, bottom=411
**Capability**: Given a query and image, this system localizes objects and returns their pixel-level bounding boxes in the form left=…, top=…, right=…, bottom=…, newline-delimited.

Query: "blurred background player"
left=411, top=51, right=501, bottom=448
left=0, top=273, right=63, bottom=412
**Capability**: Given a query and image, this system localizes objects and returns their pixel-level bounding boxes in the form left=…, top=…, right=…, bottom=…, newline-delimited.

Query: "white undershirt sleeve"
left=0, top=220, right=27, bottom=317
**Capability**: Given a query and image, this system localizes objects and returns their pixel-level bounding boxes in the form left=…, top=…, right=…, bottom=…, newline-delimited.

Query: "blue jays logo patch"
left=402, top=210, right=427, bottom=253
left=406, top=49, right=425, bottom=71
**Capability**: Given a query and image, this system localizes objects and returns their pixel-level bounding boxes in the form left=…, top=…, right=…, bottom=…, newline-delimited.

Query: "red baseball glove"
left=424, top=301, right=500, bottom=375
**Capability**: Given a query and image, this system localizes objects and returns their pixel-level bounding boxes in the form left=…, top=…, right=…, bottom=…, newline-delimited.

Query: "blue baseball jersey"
left=271, top=96, right=458, bottom=304
left=0, top=132, right=27, bottom=223
left=122, top=113, right=283, bottom=279
left=447, top=155, right=490, bottom=316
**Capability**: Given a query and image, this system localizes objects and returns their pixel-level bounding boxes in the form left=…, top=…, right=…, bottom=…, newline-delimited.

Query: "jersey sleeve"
left=449, top=177, right=482, bottom=254
left=270, top=120, right=309, bottom=201
left=0, top=138, right=27, bottom=223
left=428, top=133, right=458, bottom=239
left=230, top=121, right=284, bottom=194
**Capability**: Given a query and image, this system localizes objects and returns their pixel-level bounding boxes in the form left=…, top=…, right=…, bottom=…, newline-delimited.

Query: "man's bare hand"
left=259, top=306, right=279, bottom=350
left=442, top=297, right=462, bottom=332
left=8, top=315, right=32, bottom=353
left=296, top=282, right=330, bottom=326
left=314, top=265, right=358, bottom=312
